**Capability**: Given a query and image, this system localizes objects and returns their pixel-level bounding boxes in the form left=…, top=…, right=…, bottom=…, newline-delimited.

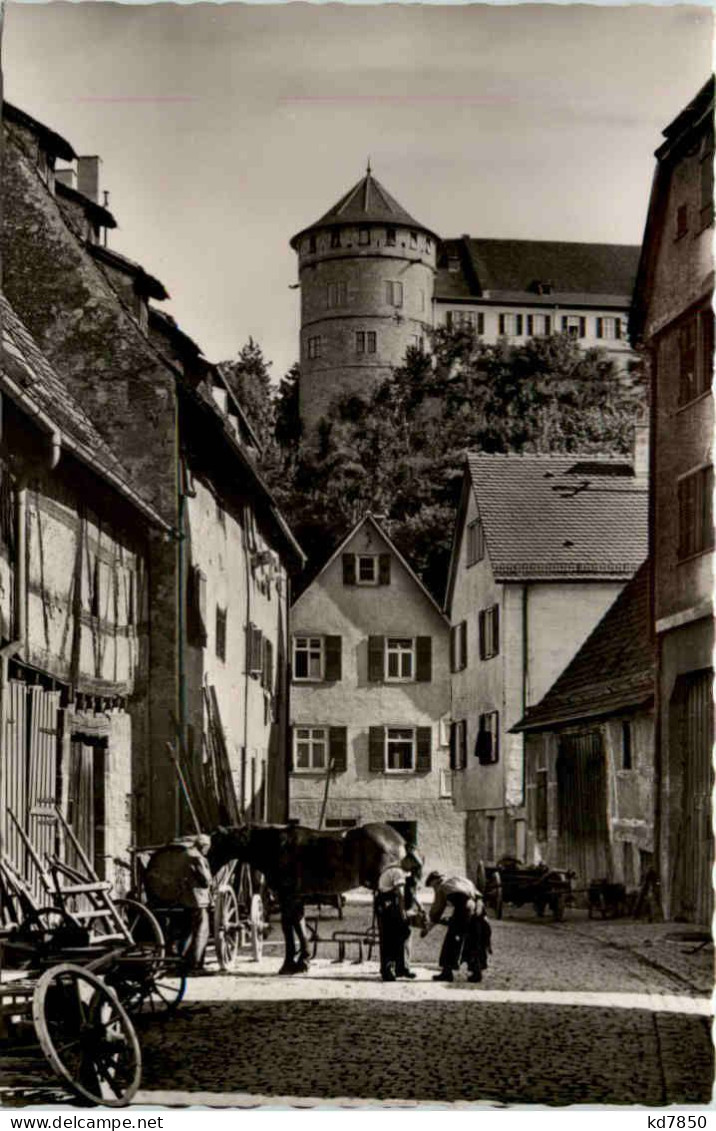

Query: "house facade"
left=0, top=292, right=168, bottom=896
left=630, top=77, right=714, bottom=923
left=291, top=171, right=640, bottom=433
left=2, top=101, right=304, bottom=845
left=445, top=453, right=648, bottom=877
left=289, top=515, right=465, bottom=873
left=514, top=562, right=655, bottom=891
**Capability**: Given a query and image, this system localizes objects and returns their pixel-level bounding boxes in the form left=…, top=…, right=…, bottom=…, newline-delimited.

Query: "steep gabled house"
left=445, top=452, right=648, bottom=876
left=630, top=77, right=714, bottom=923
left=0, top=291, right=168, bottom=893
left=289, top=514, right=465, bottom=873
left=513, top=561, right=655, bottom=889
left=2, top=101, right=305, bottom=842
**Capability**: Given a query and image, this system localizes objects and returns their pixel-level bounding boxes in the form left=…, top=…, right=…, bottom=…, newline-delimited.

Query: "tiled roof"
left=0, top=292, right=167, bottom=528
left=513, top=561, right=654, bottom=730
left=466, top=453, right=648, bottom=580
left=436, top=238, right=640, bottom=306
left=291, top=171, right=435, bottom=246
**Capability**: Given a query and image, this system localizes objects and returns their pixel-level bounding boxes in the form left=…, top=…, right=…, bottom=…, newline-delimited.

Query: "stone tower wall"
left=296, top=223, right=436, bottom=431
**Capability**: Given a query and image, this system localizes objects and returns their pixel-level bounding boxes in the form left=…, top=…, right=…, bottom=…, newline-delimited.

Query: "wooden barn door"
left=669, top=670, right=714, bottom=924
left=67, top=739, right=107, bottom=879
left=557, top=730, right=609, bottom=884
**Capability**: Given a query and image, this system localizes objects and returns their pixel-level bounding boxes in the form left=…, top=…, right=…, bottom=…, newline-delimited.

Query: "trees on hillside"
left=220, top=338, right=275, bottom=453
left=267, top=329, right=645, bottom=600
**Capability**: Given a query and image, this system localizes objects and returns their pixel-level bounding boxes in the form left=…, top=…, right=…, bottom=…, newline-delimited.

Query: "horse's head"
left=208, top=825, right=252, bottom=873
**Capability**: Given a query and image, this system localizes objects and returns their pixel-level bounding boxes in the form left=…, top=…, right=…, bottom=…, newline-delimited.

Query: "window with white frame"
left=476, top=711, right=500, bottom=764
left=562, top=315, right=586, bottom=339
left=386, top=727, right=416, bottom=772
left=499, top=313, right=523, bottom=337
left=478, top=605, right=500, bottom=660
left=447, top=310, right=484, bottom=334
left=356, top=331, right=377, bottom=355
left=327, top=281, right=347, bottom=309
left=356, top=554, right=379, bottom=584
left=385, top=281, right=403, bottom=307
left=527, top=313, right=551, bottom=337
left=467, top=518, right=485, bottom=566
left=293, top=636, right=324, bottom=680
left=294, top=726, right=328, bottom=771
left=385, top=637, right=415, bottom=681
left=596, top=316, right=621, bottom=341
left=307, top=336, right=321, bottom=359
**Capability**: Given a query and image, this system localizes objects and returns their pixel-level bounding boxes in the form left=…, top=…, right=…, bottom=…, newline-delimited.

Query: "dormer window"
left=36, top=147, right=56, bottom=194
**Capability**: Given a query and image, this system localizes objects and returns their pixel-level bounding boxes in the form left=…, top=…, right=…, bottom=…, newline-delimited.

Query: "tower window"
left=386, top=228, right=396, bottom=247
left=356, top=331, right=377, bottom=355
left=385, top=281, right=403, bottom=307
left=308, top=234, right=317, bottom=254
left=359, top=227, right=370, bottom=246
left=307, top=336, right=322, bottom=359
left=327, top=281, right=348, bottom=308
left=330, top=230, right=341, bottom=249
left=409, top=231, right=418, bottom=249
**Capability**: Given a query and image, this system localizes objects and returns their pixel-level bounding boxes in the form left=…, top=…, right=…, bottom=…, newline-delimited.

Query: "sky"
left=3, top=2, right=713, bottom=379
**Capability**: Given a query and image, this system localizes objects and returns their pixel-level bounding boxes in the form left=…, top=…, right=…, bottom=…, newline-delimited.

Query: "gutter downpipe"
left=176, top=455, right=188, bottom=836
left=521, top=582, right=529, bottom=808
left=242, top=506, right=251, bottom=822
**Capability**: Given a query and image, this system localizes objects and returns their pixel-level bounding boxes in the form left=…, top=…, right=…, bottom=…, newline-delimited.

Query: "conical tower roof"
left=291, top=168, right=436, bottom=248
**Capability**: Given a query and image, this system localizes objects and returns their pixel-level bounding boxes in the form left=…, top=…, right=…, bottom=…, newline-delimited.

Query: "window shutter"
left=478, top=610, right=485, bottom=660
left=579, top=317, right=586, bottom=338
left=477, top=312, right=485, bottom=334
left=561, top=315, right=568, bottom=332
left=416, top=727, right=432, bottom=773
left=475, top=725, right=491, bottom=763
left=446, top=311, right=454, bottom=330
left=342, top=554, right=356, bottom=585
left=460, top=720, right=468, bottom=768
left=369, top=726, right=385, bottom=773
left=416, top=636, right=432, bottom=682
left=499, top=314, right=505, bottom=335
left=516, top=314, right=523, bottom=336
left=329, top=726, right=348, bottom=773
left=545, top=315, right=551, bottom=334
left=449, top=626, right=456, bottom=673
left=368, top=636, right=385, bottom=682
left=324, top=635, right=342, bottom=682
left=615, top=319, right=622, bottom=341
left=596, top=317, right=603, bottom=339
left=449, top=723, right=456, bottom=770
left=378, top=554, right=391, bottom=585
left=460, top=620, right=468, bottom=670
left=527, top=314, right=533, bottom=336
left=493, top=605, right=500, bottom=656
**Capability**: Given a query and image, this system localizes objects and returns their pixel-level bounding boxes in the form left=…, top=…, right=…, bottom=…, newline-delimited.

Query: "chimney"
left=77, top=155, right=101, bottom=203
left=55, top=167, right=77, bottom=191
left=633, top=407, right=650, bottom=482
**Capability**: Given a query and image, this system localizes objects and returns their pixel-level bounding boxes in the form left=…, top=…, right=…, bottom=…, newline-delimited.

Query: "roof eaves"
left=56, top=180, right=117, bottom=229
left=89, top=244, right=169, bottom=300
left=4, top=101, right=77, bottom=162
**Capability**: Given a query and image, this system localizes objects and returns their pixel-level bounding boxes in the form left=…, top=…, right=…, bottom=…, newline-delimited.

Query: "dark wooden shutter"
left=493, top=605, right=500, bottom=656
left=579, top=317, right=586, bottom=338
left=342, top=554, right=356, bottom=585
left=446, top=311, right=453, bottom=330
left=545, top=315, right=551, bottom=334
left=416, top=636, right=432, bottom=682
left=369, top=726, right=385, bottom=773
left=416, top=727, right=432, bottom=773
left=449, top=626, right=456, bottom=673
left=460, top=720, right=468, bottom=768
left=477, top=312, right=485, bottom=334
left=516, top=314, right=523, bottom=336
left=449, top=723, right=456, bottom=770
left=596, top=317, right=603, bottom=339
left=324, top=635, right=342, bottom=681
left=368, top=635, right=385, bottom=682
left=527, top=314, right=533, bottom=336
left=499, top=314, right=505, bottom=335
left=329, top=727, right=347, bottom=773
left=561, top=315, right=568, bottom=332
left=460, top=621, right=468, bottom=670
left=478, top=610, right=485, bottom=660
left=378, top=554, right=391, bottom=585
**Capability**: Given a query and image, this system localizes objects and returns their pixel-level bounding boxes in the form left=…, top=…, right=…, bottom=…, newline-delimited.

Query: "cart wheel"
left=119, top=963, right=187, bottom=1018
left=552, top=894, right=566, bottom=922
left=214, top=886, right=241, bottom=971
left=33, top=963, right=141, bottom=1107
left=115, top=899, right=165, bottom=958
left=16, top=907, right=82, bottom=956
left=250, top=893, right=265, bottom=962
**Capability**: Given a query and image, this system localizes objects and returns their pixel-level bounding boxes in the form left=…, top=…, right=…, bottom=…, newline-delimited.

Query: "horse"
left=143, top=822, right=420, bottom=974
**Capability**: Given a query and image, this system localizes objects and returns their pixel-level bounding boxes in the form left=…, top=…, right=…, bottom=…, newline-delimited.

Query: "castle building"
left=292, top=172, right=641, bottom=433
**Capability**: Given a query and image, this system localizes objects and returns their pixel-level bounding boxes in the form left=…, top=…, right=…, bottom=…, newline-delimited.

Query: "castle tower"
left=291, top=167, right=437, bottom=433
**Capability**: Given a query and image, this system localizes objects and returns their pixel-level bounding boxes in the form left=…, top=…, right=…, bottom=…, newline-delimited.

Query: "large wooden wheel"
left=214, top=885, right=240, bottom=971
left=114, top=899, right=165, bottom=957
left=32, top=964, right=141, bottom=1107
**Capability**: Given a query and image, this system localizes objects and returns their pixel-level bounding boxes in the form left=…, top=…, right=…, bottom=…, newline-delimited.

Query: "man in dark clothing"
left=374, top=864, right=418, bottom=982
left=422, top=870, right=491, bottom=983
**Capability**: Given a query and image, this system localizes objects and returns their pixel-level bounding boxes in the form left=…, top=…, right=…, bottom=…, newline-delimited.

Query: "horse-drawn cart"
left=484, top=858, right=575, bottom=922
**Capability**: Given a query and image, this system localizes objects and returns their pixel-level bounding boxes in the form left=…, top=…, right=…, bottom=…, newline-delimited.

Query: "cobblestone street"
left=133, top=906, right=712, bottom=1109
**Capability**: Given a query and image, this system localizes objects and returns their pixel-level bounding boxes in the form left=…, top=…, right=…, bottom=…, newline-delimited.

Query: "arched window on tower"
left=386, top=228, right=396, bottom=247
left=359, top=227, right=370, bottom=246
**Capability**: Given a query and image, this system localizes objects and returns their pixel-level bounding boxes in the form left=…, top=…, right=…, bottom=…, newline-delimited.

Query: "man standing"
left=422, top=870, right=491, bottom=983
left=374, top=864, right=418, bottom=982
